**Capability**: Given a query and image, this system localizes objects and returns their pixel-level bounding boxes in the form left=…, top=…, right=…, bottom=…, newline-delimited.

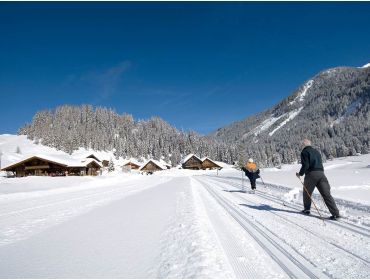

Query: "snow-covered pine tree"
left=108, top=158, right=115, bottom=172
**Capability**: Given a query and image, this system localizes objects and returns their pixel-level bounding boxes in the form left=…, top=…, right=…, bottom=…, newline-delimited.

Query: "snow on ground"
left=1, top=134, right=370, bottom=278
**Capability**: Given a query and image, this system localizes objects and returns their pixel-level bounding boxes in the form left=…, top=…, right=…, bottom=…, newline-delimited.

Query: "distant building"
left=85, top=154, right=101, bottom=162
left=201, top=157, right=222, bottom=170
left=1, top=155, right=102, bottom=177
left=139, top=159, right=166, bottom=174
left=181, top=154, right=203, bottom=170
left=122, top=159, right=141, bottom=170
left=85, top=154, right=109, bottom=167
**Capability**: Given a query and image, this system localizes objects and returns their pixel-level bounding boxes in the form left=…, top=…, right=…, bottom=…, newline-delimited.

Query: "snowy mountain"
left=15, top=63, right=370, bottom=167
left=211, top=64, right=370, bottom=166
left=18, top=106, right=236, bottom=166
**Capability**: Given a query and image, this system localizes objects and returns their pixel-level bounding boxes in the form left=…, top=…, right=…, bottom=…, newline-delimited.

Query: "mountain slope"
left=211, top=64, right=370, bottom=166
left=18, top=106, right=236, bottom=165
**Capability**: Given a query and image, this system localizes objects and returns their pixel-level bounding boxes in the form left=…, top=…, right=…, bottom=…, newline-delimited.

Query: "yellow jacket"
left=245, top=162, right=257, bottom=171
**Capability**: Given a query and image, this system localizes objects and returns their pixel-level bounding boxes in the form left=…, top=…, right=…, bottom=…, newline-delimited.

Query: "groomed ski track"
left=194, top=174, right=370, bottom=279
left=0, top=173, right=369, bottom=278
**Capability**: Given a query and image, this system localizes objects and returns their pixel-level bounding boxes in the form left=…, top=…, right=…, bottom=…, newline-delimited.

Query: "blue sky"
left=1, top=2, right=369, bottom=135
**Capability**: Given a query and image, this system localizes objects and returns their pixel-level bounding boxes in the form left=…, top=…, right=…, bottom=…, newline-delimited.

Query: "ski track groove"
left=194, top=176, right=327, bottom=279
left=207, top=174, right=370, bottom=228
left=195, top=179, right=268, bottom=278
left=207, top=175, right=370, bottom=237
left=204, top=175, right=370, bottom=276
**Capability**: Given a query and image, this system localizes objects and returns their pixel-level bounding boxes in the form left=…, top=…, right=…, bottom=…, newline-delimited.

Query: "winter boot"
left=329, top=215, right=341, bottom=220
left=301, top=209, right=311, bottom=215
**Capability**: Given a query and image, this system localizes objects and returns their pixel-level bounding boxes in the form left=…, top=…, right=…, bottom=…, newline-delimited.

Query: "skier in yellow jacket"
left=241, top=158, right=260, bottom=193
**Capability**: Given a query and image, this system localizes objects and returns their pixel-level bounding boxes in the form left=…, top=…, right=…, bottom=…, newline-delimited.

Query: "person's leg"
left=303, top=173, right=317, bottom=211
left=316, top=173, right=340, bottom=216
left=251, top=179, right=256, bottom=190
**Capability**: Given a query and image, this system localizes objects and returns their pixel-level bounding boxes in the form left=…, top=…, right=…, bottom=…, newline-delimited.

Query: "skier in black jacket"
left=296, top=139, right=340, bottom=220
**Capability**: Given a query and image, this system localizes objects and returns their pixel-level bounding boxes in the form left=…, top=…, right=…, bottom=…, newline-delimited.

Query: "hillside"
left=211, top=63, right=370, bottom=166
left=16, top=63, right=370, bottom=168
left=18, top=106, right=236, bottom=166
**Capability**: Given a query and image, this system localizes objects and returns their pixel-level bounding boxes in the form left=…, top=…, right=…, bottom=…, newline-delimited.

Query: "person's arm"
left=298, top=150, right=309, bottom=176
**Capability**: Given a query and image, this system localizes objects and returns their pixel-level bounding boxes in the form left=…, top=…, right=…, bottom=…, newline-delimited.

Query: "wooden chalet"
left=86, top=154, right=109, bottom=167
left=139, top=159, right=166, bottom=174
left=74, top=158, right=102, bottom=176
left=1, top=155, right=102, bottom=177
left=123, top=160, right=141, bottom=170
left=181, top=154, right=203, bottom=170
left=201, top=157, right=222, bottom=170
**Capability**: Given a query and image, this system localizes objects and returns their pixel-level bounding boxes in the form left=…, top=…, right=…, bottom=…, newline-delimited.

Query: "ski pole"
left=298, top=177, right=325, bottom=225
left=260, top=175, right=287, bottom=206
left=260, top=176, right=267, bottom=187
left=241, top=170, right=245, bottom=192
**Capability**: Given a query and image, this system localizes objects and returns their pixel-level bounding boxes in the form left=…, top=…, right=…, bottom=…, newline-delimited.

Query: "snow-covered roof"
left=159, top=159, right=171, bottom=168
left=181, top=154, right=201, bottom=164
left=78, top=158, right=103, bottom=168
left=84, top=154, right=102, bottom=162
left=139, top=159, right=166, bottom=171
left=122, top=158, right=141, bottom=167
left=201, top=157, right=221, bottom=167
left=1, top=154, right=102, bottom=170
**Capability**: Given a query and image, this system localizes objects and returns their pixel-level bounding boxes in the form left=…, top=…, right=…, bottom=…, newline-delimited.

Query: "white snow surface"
left=361, top=62, right=370, bottom=68
left=1, top=135, right=370, bottom=278
left=243, top=115, right=284, bottom=138
left=289, top=80, right=313, bottom=106
left=269, top=106, right=304, bottom=136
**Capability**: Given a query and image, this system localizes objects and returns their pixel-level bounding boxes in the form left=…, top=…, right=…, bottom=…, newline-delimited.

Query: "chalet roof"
left=1, top=154, right=102, bottom=171
left=85, top=154, right=101, bottom=162
left=139, top=159, right=166, bottom=171
left=77, top=158, right=103, bottom=168
left=122, top=159, right=141, bottom=167
left=181, top=154, right=202, bottom=164
left=201, top=157, right=221, bottom=167
left=159, top=159, right=171, bottom=168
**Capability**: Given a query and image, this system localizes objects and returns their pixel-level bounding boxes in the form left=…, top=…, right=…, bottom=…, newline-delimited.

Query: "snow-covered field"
left=1, top=135, right=370, bottom=278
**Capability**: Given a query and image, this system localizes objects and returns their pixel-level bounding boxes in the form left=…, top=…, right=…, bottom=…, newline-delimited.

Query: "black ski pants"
left=250, top=179, right=256, bottom=190
left=303, top=171, right=339, bottom=216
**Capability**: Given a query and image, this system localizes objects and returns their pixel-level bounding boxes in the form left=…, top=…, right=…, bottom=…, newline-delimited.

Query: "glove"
left=296, top=172, right=301, bottom=178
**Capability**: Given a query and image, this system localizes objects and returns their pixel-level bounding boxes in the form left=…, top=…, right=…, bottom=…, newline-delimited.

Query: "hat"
left=248, top=158, right=254, bottom=163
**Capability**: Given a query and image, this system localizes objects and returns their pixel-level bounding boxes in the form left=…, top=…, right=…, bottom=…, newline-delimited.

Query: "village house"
left=122, top=159, right=142, bottom=172
left=85, top=154, right=109, bottom=167
left=1, top=155, right=102, bottom=177
left=201, top=157, right=222, bottom=170
left=181, top=154, right=203, bottom=170
left=139, top=159, right=166, bottom=174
